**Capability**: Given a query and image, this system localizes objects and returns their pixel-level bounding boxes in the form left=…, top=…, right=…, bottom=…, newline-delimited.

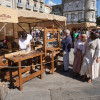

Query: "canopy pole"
left=0, top=23, right=8, bottom=32
left=28, top=23, right=31, bottom=34
left=54, top=20, right=64, bottom=30
left=17, top=23, right=29, bottom=34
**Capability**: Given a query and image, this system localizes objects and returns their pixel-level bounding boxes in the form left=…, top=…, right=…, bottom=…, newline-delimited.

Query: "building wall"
left=51, top=5, right=62, bottom=16
left=0, top=0, right=13, bottom=8
left=62, top=0, right=96, bottom=24
left=0, top=0, right=51, bottom=13
left=45, top=5, right=51, bottom=14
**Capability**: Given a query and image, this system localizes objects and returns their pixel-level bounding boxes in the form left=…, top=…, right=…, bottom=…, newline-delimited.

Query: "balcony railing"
left=17, top=2, right=24, bottom=8
left=34, top=0, right=39, bottom=1
left=33, top=6, right=38, bottom=11
left=40, top=0, right=44, bottom=3
left=39, top=8, right=44, bottom=12
left=26, top=4, right=32, bottom=10
left=89, top=7, right=96, bottom=11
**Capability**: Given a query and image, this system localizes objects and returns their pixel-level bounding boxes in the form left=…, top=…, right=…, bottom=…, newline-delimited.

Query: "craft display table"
left=5, top=51, right=43, bottom=91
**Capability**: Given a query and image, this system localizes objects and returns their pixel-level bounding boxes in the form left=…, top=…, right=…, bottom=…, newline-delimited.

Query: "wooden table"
left=5, top=51, right=43, bottom=91
left=46, top=47, right=60, bottom=74
left=0, top=56, right=8, bottom=70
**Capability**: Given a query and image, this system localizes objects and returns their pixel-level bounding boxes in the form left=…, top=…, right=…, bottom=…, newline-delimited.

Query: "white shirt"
left=19, top=34, right=32, bottom=50
left=74, top=39, right=85, bottom=53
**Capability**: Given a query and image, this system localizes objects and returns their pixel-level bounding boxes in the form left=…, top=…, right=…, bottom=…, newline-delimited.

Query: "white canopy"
left=18, top=10, right=66, bottom=23
left=18, top=10, right=66, bottom=29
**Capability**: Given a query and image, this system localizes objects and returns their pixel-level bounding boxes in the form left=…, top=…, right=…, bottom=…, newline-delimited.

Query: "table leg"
left=51, top=52, right=54, bottom=74
left=9, top=60, right=12, bottom=83
left=40, top=55, right=43, bottom=79
left=18, top=61, right=23, bottom=91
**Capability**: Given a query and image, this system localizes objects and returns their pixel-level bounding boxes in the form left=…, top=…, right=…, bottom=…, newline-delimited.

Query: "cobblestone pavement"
left=0, top=49, right=100, bottom=100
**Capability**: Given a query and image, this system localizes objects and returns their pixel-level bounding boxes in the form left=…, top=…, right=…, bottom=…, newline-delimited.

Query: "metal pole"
left=0, top=23, right=8, bottom=32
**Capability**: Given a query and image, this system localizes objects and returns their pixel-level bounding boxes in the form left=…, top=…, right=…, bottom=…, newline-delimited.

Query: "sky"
left=45, top=0, right=100, bottom=16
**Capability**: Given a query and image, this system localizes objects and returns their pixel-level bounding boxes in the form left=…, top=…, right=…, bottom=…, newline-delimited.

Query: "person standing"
left=74, top=31, right=79, bottom=47
left=73, top=34, right=87, bottom=76
left=19, top=32, right=32, bottom=51
left=80, top=31, right=100, bottom=82
left=61, top=29, right=72, bottom=72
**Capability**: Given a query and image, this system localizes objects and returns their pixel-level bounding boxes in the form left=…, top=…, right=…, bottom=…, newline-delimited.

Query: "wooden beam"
left=47, top=38, right=57, bottom=42
left=5, top=66, right=35, bottom=79
left=22, top=71, right=41, bottom=83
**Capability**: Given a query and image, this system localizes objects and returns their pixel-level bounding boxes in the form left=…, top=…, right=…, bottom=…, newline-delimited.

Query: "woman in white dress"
left=73, top=34, right=87, bottom=76
left=80, top=31, right=100, bottom=82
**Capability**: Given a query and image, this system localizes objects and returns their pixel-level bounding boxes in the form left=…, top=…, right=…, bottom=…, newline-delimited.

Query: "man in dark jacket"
left=61, top=29, right=72, bottom=72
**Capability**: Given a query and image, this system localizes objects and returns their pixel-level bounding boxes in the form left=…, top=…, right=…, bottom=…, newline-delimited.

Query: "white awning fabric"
left=18, top=10, right=66, bottom=23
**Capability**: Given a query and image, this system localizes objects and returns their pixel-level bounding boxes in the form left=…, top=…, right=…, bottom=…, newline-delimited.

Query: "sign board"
left=0, top=6, right=18, bottom=23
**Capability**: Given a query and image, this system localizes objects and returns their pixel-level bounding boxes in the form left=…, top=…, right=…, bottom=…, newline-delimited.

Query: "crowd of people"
left=71, top=29, right=90, bottom=47
left=61, top=29, right=100, bottom=83
left=18, top=27, right=100, bottom=83
left=31, top=29, right=43, bottom=41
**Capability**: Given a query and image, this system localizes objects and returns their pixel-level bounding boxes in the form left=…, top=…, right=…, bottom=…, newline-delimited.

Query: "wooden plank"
left=47, top=29, right=58, bottom=33
left=50, top=68, right=56, bottom=74
left=51, top=52, right=54, bottom=74
left=22, top=71, right=41, bottom=83
left=5, top=51, right=43, bottom=63
left=43, top=28, right=47, bottom=56
left=57, top=29, right=61, bottom=48
left=18, top=61, right=23, bottom=91
left=40, top=55, right=43, bottom=79
left=46, top=47, right=60, bottom=52
left=47, top=38, right=57, bottom=42
left=53, top=51, right=60, bottom=55
left=35, top=45, right=43, bottom=50
left=5, top=65, right=35, bottom=79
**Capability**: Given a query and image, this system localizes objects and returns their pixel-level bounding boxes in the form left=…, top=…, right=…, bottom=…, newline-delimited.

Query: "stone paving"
left=0, top=49, right=100, bottom=100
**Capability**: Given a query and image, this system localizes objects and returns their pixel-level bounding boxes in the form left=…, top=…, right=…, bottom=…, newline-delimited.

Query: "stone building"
left=51, top=4, right=62, bottom=16
left=0, top=0, right=51, bottom=13
left=45, top=4, right=52, bottom=14
left=62, top=0, right=97, bottom=24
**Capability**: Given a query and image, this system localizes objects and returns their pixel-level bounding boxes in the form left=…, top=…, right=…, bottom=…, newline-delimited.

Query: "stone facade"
left=45, top=4, right=52, bottom=14
left=0, top=0, right=51, bottom=13
left=62, top=0, right=96, bottom=24
left=51, top=4, right=62, bottom=16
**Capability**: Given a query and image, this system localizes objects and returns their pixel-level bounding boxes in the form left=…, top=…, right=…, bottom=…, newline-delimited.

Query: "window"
left=90, top=13, right=94, bottom=21
left=6, top=5, right=11, bottom=8
left=78, top=12, right=82, bottom=20
left=34, top=2, right=36, bottom=7
left=40, top=4, right=42, bottom=8
left=71, top=13, right=75, bottom=20
left=91, top=1, right=95, bottom=9
left=26, top=0, right=29, bottom=5
left=18, top=0, right=21, bottom=3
